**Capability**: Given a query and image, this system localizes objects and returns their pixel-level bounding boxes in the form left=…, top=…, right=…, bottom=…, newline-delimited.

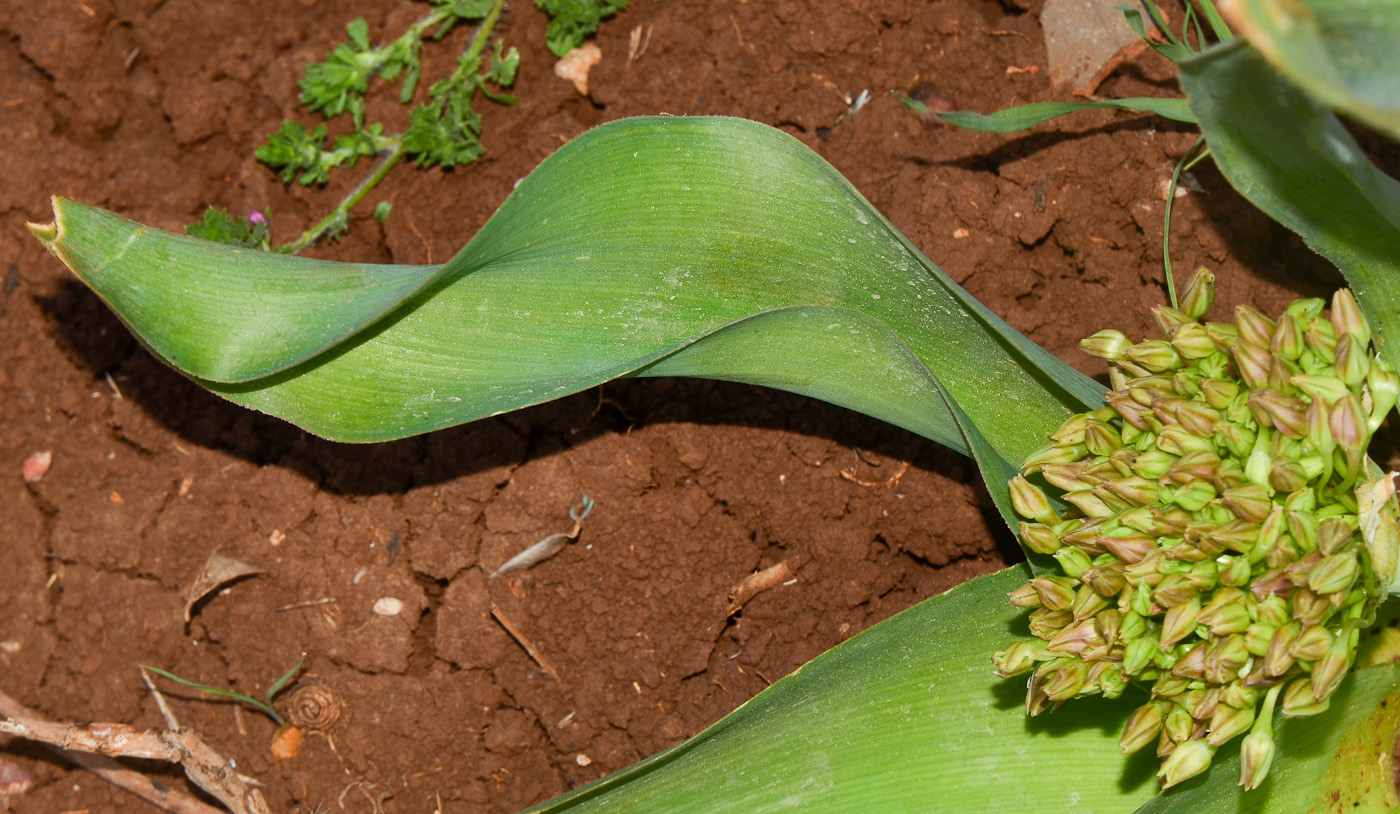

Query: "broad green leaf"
left=1131, top=663, right=1400, bottom=813
left=1178, top=42, right=1400, bottom=370
left=524, top=566, right=1161, bottom=813
left=33, top=117, right=1103, bottom=482
left=901, top=96, right=1197, bottom=132
left=1224, top=0, right=1400, bottom=140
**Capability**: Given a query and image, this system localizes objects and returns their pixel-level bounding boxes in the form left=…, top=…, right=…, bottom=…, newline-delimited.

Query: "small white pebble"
left=373, top=597, right=404, bottom=616
left=576, top=753, right=593, bottom=766
left=0, top=641, right=20, bottom=654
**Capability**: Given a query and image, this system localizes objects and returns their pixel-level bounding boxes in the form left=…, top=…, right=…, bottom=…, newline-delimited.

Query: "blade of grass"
left=900, top=96, right=1197, bottom=131
left=142, top=665, right=283, bottom=725
left=264, top=654, right=306, bottom=705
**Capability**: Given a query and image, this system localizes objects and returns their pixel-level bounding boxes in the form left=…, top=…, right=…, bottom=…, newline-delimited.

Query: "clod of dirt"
left=185, top=551, right=265, bottom=621
left=555, top=43, right=602, bottom=96
left=20, top=451, right=51, bottom=483
left=269, top=724, right=304, bottom=762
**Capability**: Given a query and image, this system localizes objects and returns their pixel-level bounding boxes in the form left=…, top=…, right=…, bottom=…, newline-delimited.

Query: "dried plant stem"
left=0, top=687, right=267, bottom=814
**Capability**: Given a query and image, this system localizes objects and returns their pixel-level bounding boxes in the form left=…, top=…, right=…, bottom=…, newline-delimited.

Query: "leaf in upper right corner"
left=1222, top=0, right=1400, bottom=140
left=1177, top=41, right=1400, bottom=371
left=1130, top=663, right=1400, bottom=813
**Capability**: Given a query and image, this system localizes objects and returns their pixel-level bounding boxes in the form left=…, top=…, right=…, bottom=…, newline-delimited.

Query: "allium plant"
left=998, top=270, right=1400, bottom=790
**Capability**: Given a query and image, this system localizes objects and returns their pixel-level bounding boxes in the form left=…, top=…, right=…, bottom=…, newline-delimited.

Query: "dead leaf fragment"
left=728, top=561, right=793, bottom=615
left=185, top=551, right=264, bottom=621
left=555, top=43, right=602, bottom=96
left=21, top=451, right=51, bottom=483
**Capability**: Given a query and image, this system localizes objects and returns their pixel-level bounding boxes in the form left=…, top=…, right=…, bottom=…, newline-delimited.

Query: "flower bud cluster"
left=995, top=269, right=1400, bottom=791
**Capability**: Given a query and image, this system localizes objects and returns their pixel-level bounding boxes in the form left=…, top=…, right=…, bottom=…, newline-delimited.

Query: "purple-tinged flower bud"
left=1010, top=582, right=1043, bottom=608
left=1083, top=419, right=1122, bottom=457
left=1202, top=635, right=1250, bottom=685
left=1247, top=389, right=1308, bottom=439
left=1334, top=332, right=1370, bottom=387
left=1153, top=305, right=1193, bottom=338
left=1101, top=476, right=1160, bottom=508
left=1205, top=320, right=1240, bottom=352
left=1082, top=563, right=1128, bottom=598
left=1256, top=594, right=1292, bottom=627
left=1221, top=483, right=1272, bottom=523
left=1081, top=329, right=1132, bottom=361
left=1157, top=425, right=1215, bottom=457
left=1047, top=618, right=1102, bottom=656
left=1331, top=289, right=1370, bottom=342
left=1310, top=626, right=1356, bottom=701
left=1264, top=622, right=1301, bottom=677
left=1107, top=392, right=1155, bottom=432
left=1040, top=463, right=1097, bottom=492
left=1207, top=702, right=1255, bottom=746
left=1268, top=457, right=1309, bottom=494
left=1180, top=268, right=1216, bottom=320
left=1164, top=449, right=1221, bottom=486
left=1268, top=353, right=1299, bottom=391
left=1049, top=412, right=1091, bottom=446
left=1269, top=312, right=1304, bottom=359
left=1030, top=576, right=1078, bottom=611
left=1308, top=552, right=1359, bottom=595
left=1233, top=340, right=1271, bottom=389
left=1130, top=449, right=1176, bottom=480
left=1195, top=519, right=1260, bottom=555
left=1305, top=316, right=1338, bottom=361
left=1160, top=595, right=1202, bottom=651
left=1040, top=658, right=1090, bottom=702
left=1281, top=675, right=1331, bottom=717
left=1288, top=624, right=1333, bottom=662
left=1062, top=518, right=1108, bottom=550
left=1236, top=305, right=1278, bottom=347
left=1171, top=322, right=1217, bottom=360
left=1186, top=561, right=1219, bottom=591
left=1029, top=608, right=1073, bottom=639
left=1019, top=521, right=1062, bottom=555
left=993, top=639, right=1050, bottom=677
left=1095, top=608, right=1124, bottom=644
left=1121, top=700, right=1170, bottom=753
left=1239, top=684, right=1281, bottom=789
left=1153, top=574, right=1196, bottom=609
left=1159, top=739, right=1215, bottom=788
left=1202, top=602, right=1251, bottom=637
left=1064, top=488, right=1116, bottom=519
left=1095, top=534, right=1153, bottom=567
left=1170, top=642, right=1208, bottom=681
left=1070, top=584, right=1111, bottom=621
left=1020, top=443, right=1087, bottom=471
left=1174, top=400, right=1221, bottom=438
left=1219, top=555, right=1253, bottom=587
left=1010, top=475, right=1060, bottom=524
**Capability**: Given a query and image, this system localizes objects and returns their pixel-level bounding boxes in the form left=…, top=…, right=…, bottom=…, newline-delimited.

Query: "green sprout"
left=142, top=656, right=306, bottom=727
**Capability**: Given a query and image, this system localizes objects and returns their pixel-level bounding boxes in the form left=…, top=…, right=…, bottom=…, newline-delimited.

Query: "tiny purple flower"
left=248, top=211, right=268, bottom=226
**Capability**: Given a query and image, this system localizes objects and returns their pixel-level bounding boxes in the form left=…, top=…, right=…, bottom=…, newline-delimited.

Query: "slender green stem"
left=280, top=0, right=508, bottom=255
left=282, top=141, right=405, bottom=254
left=1162, top=136, right=1208, bottom=308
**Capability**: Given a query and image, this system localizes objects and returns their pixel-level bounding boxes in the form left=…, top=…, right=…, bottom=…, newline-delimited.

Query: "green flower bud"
left=1009, top=582, right=1043, bottom=608
left=1120, top=610, right=1147, bottom=641
left=1157, top=425, right=1216, bottom=457
left=1040, top=462, right=1097, bottom=492
left=1268, top=456, right=1309, bottom=494
left=1092, top=661, right=1127, bottom=698
left=1194, top=519, right=1259, bottom=555
left=1123, top=636, right=1158, bottom=677
left=1120, top=701, right=1170, bottom=753
left=1304, top=317, right=1338, bottom=363
left=1159, top=739, right=1215, bottom=788
left=1247, top=390, right=1308, bottom=439
left=1219, top=555, right=1253, bottom=587
left=1216, top=422, right=1257, bottom=460
left=1094, top=608, right=1124, bottom=645
left=1221, top=682, right=1259, bottom=711
left=1202, top=634, right=1250, bottom=684
left=1207, top=702, right=1255, bottom=746
left=1309, top=626, right=1356, bottom=702
left=1291, top=373, right=1350, bottom=405
left=1130, top=449, right=1176, bottom=480
left=1331, top=288, right=1369, bottom=343
left=1166, top=480, right=1216, bottom=512
left=1010, top=475, right=1060, bottom=524
left=1174, top=400, right=1222, bottom=438
left=1084, top=419, right=1123, bottom=457
left=1070, top=584, right=1111, bottom=622
left=1154, top=674, right=1192, bottom=702
left=1101, top=475, right=1160, bottom=507
left=1052, top=547, right=1092, bottom=579
left=1244, top=622, right=1277, bottom=657
left=1179, top=268, right=1216, bottom=320
left=1281, top=675, right=1331, bottom=717
left=1200, top=602, right=1251, bottom=636
left=1030, top=576, right=1077, bottom=611
left=993, top=639, right=1050, bottom=677
left=1308, top=552, right=1359, bottom=595
left=1021, top=443, right=1088, bottom=471
left=1239, top=684, right=1281, bottom=790
left=1128, top=340, right=1184, bottom=373
left=1367, top=364, right=1399, bottom=433
left=1164, top=449, right=1220, bottom=486
left=1082, top=563, right=1128, bottom=598
left=1200, top=377, right=1240, bottom=410
left=1205, top=320, right=1240, bottom=352
left=1081, top=329, right=1132, bottom=361
left=1153, top=574, right=1197, bottom=609
left=1063, top=488, right=1116, bottom=519
left=1050, top=412, right=1092, bottom=446
left=1288, top=624, right=1333, bottom=662
left=1171, top=322, right=1218, bottom=359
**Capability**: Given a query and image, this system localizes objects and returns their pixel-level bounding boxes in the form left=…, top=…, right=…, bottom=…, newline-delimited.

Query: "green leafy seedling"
left=142, top=655, right=306, bottom=727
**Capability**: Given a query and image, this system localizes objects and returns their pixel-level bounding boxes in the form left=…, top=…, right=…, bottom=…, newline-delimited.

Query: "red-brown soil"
left=0, top=0, right=1338, bottom=812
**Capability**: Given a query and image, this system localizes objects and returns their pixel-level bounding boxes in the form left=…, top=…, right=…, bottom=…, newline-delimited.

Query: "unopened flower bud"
left=1152, top=305, right=1193, bottom=337
left=1097, top=533, right=1155, bottom=566
left=1308, top=551, right=1359, bottom=595
left=1029, top=608, right=1073, bottom=639
left=1331, top=289, right=1369, bottom=343
left=1334, top=332, right=1370, bottom=387
left=1063, top=488, right=1115, bottom=518
left=993, top=639, right=1049, bottom=677
left=1281, top=675, right=1331, bottom=717
left=1157, top=425, right=1215, bottom=457
left=1175, top=400, right=1222, bottom=437
left=1267, top=353, right=1298, bottom=391
left=1290, top=587, right=1336, bottom=626
left=1205, top=320, right=1240, bottom=352
left=1121, top=701, right=1170, bottom=753
left=1048, top=548, right=1089, bottom=581
left=1130, top=449, right=1176, bottom=480
left=1247, top=390, right=1307, bottom=439
left=1070, top=584, right=1111, bottom=621
left=1239, top=730, right=1276, bottom=790
left=1264, top=622, right=1301, bottom=677
left=1202, top=635, right=1249, bottom=684
left=1367, top=365, right=1399, bottom=433
left=1288, top=624, right=1333, bottom=662
left=1010, top=475, right=1059, bottom=524
left=1236, top=306, right=1277, bottom=347
left=1269, top=312, right=1304, bottom=359
left=1305, top=317, right=1338, bottom=362
left=1048, top=618, right=1102, bottom=656
left=1291, top=373, right=1350, bottom=406
left=1244, top=622, right=1276, bottom=657
left=1030, top=576, right=1077, bottom=611
left=1009, top=583, right=1043, bottom=608
left=1171, top=322, right=1217, bottom=359
left=1179, top=268, right=1215, bottom=320
left=1101, top=476, right=1159, bottom=507
left=1207, top=702, right=1255, bottom=746
left=1233, top=340, right=1271, bottom=389
left=1268, top=456, right=1309, bottom=494
left=1166, top=480, right=1216, bottom=512
left=1040, top=463, right=1096, bottom=492
left=1122, top=635, right=1158, bottom=677
left=1081, top=329, right=1132, bottom=361
left=1310, top=627, right=1355, bottom=701
left=1040, top=658, right=1090, bottom=702
left=1200, top=377, right=1240, bottom=410
left=1049, top=413, right=1091, bottom=446
left=1221, top=483, right=1272, bottom=523
left=1201, top=602, right=1251, bottom=636
left=1021, top=443, right=1087, bottom=471
left=1160, top=595, right=1201, bottom=651
left=1219, top=556, right=1253, bottom=587
left=1128, top=340, right=1183, bottom=373
left=1019, top=521, right=1062, bottom=555
left=1216, top=422, right=1257, bottom=460
left=1159, top=739, right=1215, bottom=788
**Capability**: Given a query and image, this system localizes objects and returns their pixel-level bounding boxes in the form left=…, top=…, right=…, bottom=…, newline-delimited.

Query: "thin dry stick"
left=0, top=687, right=267, bottom=814
left=490, top=603, right=559, bottom=679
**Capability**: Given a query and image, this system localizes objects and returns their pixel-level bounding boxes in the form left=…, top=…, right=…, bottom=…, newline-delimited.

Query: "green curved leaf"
left=1178, top=42, right=1400, bottom=370
left=1225, top=0, right=1400, bottom=140
left=906, top=97, right=1197, bottom=133
left=525, top=566, right=1161, bottom=813
left=34, top=117, right=1102, bottom=475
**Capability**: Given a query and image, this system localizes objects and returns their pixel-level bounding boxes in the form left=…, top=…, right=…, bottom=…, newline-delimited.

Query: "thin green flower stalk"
left=993, top=269, right=1400, bottom=791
